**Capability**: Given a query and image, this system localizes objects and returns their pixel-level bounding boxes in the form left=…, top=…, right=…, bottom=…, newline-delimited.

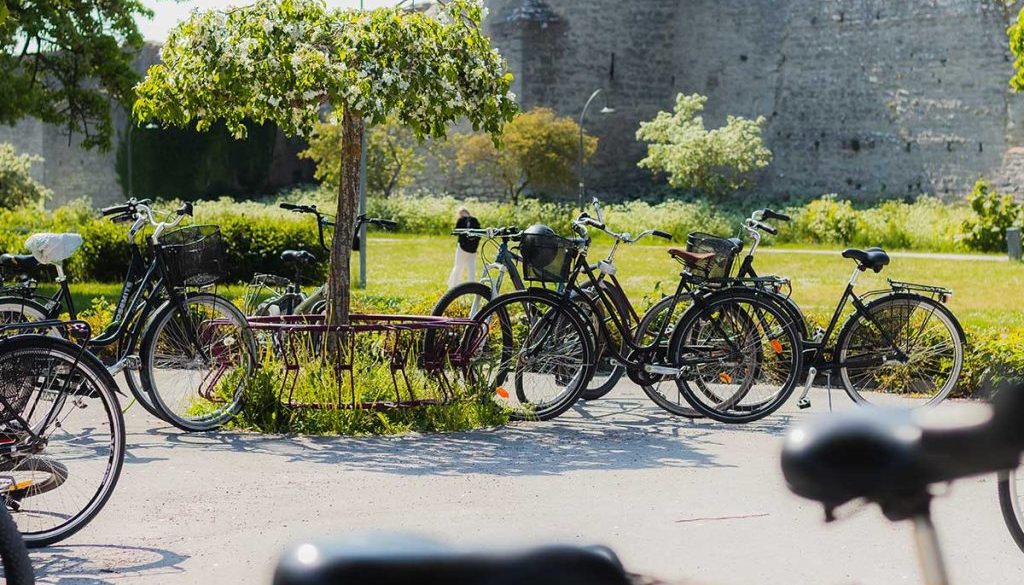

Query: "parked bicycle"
left=244, top=203, right=397, bottom=316
left=432, top=213, right=641, bottom=400
left=783, top=382, right=1024, bottom=585
left=0, top=320, right=125, bottom=548
left=0, top=198, right=256, bottom=432
left=464, top=202, right=803, bottom=422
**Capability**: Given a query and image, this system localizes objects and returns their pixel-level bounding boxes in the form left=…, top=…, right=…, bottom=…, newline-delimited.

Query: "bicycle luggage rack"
left=241, top=314, right=486, bottom=411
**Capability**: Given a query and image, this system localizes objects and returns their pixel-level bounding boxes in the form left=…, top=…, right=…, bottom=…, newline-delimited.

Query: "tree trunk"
left=326, top=109, right=363, bottom=350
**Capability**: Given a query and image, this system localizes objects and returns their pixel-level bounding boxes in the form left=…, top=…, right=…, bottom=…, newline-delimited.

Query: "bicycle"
left=783, top=382, right=1024, bottom=585
left=0, top=320, right=125, bottom=548
left=432, top=216, right=636, bottom=401
left=638, top=208, right=965, bottom=419
left=464, top=207, right=803, bottom=422
left=244, top=203, right=397, bottom=317
left=0, top=198, right=257, bottom=432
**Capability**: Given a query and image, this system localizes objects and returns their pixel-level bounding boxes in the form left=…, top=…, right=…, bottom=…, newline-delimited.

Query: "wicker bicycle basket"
left=684, top=232, right=740, bottom=278
left=520, top=233, right=577, bottom=283
left=157, top=225, right=225, bottom=288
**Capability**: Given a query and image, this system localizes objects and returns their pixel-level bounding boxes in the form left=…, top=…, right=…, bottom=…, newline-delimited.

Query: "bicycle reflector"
left=495, top=386, right=510, bottom=399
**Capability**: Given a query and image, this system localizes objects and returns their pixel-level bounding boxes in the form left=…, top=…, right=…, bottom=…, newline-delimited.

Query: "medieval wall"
left=489, top=0, right=1024, bottom=199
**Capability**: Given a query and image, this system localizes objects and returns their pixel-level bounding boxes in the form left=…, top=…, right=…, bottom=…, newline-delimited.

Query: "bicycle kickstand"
left=796, top=367, right=817, bottom=409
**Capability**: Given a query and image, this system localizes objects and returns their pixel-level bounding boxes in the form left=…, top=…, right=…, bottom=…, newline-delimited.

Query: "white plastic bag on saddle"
left=24, top=233, right=83, bottom=265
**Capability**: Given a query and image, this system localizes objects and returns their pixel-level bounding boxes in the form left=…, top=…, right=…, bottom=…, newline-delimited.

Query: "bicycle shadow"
left=129, top=395, right=742, bottom=477
left=28, top=543, right=188, bottom=584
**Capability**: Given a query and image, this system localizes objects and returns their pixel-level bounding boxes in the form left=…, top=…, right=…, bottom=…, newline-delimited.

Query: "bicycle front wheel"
left=836, top=294, right=965, bottom=408
left=670, top=290, right=802, bottom=423
left=0, top=335, right=125, bottom=547
left=467, top=291, right=594, bottom=421
left=140, top=293, right=256, bottom=432
left=1000, top=469, right=1024, bottom=553
left=0, top=505, right=32, bottom=584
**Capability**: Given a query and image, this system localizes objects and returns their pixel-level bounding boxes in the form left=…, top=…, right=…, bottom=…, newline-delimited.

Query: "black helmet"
left=521, top=224, right=560, bottom=271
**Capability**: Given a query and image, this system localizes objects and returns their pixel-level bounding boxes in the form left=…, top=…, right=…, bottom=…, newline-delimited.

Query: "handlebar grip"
left=373, top=219, right=398, bottom=228
left=763, top=209, right=791, bottom=222
left=101, top=204, right=130, bottom=217
left=761, top=223, right=778, bottom=236
left=279, top=203, right=300, bottom=210
left=176, top=201, right=194, bottom=217
left=652, top=230, right=673, bottom=240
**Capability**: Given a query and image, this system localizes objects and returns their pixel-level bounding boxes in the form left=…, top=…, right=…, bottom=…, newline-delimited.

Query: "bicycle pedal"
left=125, top=355, right=141, bottom=370
left=797, top=398, right=812, bottom=409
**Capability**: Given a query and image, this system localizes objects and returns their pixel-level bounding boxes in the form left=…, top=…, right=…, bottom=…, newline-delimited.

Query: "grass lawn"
left=41, top=234, right=1023, bottom=333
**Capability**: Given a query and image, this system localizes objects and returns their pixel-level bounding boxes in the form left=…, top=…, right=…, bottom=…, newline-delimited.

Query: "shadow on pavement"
left=126, top=396, right=772, bottom=476
left=30, top=543, right=188, bottom=585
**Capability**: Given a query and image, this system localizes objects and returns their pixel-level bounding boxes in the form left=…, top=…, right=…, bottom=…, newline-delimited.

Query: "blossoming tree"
left=134, top=0, right=516, bottom=327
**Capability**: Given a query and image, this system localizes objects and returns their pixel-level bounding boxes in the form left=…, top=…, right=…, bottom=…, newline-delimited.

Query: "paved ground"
left=27, top=383, right=1024, bottom=585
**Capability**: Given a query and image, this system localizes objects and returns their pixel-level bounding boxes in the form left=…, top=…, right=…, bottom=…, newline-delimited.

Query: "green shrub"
left=0, top=143, right=52, bottom=209
left=782, top=195, right=860, bottom=245
left=960, top=179, right=1022, bottom=253
left=959, top=328, right=1024, bottom=398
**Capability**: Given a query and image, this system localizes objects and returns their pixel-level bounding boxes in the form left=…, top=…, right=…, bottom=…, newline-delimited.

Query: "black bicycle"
left=464, top=205, right=803, bottom=422
left=0, top=320, right=125, bottom=548
left=244, top=203, right=397, bottom=316
left=0, top=199, right=256, bottom=432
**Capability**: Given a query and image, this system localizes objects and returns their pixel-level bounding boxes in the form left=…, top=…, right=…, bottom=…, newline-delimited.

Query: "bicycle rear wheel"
left=670, top=290, right=801, bottom=423
left=140, top=293, right=256, bottom=432
left=0, top=335, right=125, bottom=547
left=466, top=291, right=594, bottom=421
left=633, top=294, right=701, bottom=418
left=836, top=294, right=965, bottom=408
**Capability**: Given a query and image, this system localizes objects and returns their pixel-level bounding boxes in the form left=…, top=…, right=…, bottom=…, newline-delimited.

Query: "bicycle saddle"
left=0, top=254, right=38, bottom=272
left=24, top=233, right=83, bottom=266
left=841, top=247, right=889, bottom=272
left=782, top=384, right=1024, bottom=520
left=280, top=250, right=317, bottom=265
left=667, top=248, right=714, bottom=263
left=273, top=534, right=630, bottom=585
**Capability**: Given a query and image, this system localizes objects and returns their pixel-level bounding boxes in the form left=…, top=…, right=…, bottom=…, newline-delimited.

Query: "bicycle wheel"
left=466, top=291, right=594, bottom=421
left=0, top=335, right=125, bottom=547
left=670, top=289, right=801, bottom=423
left=0, top=505, right=33, bottom=585
left=575, top=282, right=628, bottom=401
left=0, top=297, right=58, bottom=336
left=836, top=294, right=965, bottom=408
left=999, top=469, right=1024, bottom=553
left=140, top=293, right=256, bottom=432
left=431, top=282, right=493, bottom=320
left=633, top=294, right=701, bottom=418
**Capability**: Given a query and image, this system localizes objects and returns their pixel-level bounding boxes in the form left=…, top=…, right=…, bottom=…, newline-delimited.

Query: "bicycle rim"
left=838, top=296, right=964, bottom=408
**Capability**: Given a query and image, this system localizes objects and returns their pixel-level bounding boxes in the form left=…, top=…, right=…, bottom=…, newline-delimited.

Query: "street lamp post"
left=577, top=88, right=615, bottom=211
left=358, top=0, right=368, bottom=289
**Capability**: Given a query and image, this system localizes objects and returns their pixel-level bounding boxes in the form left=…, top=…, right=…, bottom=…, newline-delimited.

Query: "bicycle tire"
left=576, top=281, right=628, bottom=401
left=0, top=335, right=125, bottom=547
left=0, top=296, right=168, bottom=422
left=431, top=282, right=493, bottom=320
left=140, top=293, right=257, bottom=432
left=669, top=288, right=802, bottom=423
left=633, top=294, right=701, bottom=418
left=835, top=293, right=965, bottom=408
left=0, top=505, right=33, bottom=585
left=469, top=290, right=595, bottom=421
left=999, top=469, right=1024, bottom=554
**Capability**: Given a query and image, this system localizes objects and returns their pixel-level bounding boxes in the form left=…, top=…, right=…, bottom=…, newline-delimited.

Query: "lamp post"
left=578, top=88, right=615, bottom=211
left=358, top=0, right=368, bottom=289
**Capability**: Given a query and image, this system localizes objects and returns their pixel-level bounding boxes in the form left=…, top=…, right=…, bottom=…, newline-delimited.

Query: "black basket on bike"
left=684, top=232, right=740, bottom=278
left=157, top=225, right=225, bottom=287
left=520, top=233, right=577, bottom=283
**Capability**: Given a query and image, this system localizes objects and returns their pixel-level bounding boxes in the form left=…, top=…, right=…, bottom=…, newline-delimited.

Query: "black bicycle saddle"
left=0, top=254, right=39, bottom=272
left=782, top=384, right=1024, bottom=520
left=280, top=250, right=317, bottom=265
left=273, top=534, right=630, bottom=585
left=841, top=247, right=890, bottom=272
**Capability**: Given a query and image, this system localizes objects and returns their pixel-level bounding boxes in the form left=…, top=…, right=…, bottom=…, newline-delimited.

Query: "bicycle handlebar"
left=451, top=226, right=521, bottom=239
left=572, top=213, right=671, bottom=244
left=762, top=208, right=791, bottom=222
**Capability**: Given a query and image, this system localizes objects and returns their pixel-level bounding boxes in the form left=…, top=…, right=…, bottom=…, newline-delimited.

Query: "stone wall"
left=488, top=0, right=1024, bottom=199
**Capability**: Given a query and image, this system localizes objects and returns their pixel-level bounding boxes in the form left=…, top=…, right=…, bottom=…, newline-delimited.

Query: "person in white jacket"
left=447, top=207, right=481, bottom=289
